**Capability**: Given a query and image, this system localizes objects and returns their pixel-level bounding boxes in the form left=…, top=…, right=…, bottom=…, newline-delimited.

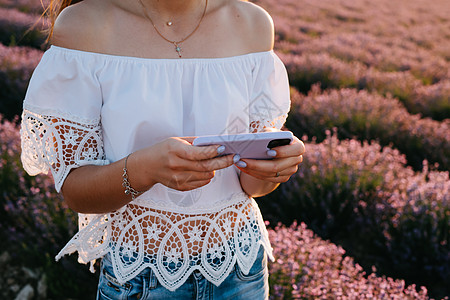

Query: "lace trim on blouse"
left=55, top=195, right=273, bottom=291
left=20, top=106, right=109, bottom=192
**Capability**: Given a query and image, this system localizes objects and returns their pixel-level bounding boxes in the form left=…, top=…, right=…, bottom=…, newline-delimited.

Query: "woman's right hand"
left=62, top=137, right=236, bottom=213
left=130, top=137, right=236, bottom=192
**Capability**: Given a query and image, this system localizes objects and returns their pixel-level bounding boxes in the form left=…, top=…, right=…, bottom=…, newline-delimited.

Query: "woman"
left=20, top=0, right=305, bottom=298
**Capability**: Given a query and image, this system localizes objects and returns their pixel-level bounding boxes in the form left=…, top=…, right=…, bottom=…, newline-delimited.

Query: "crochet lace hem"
left=55, top=197, right=274, bottom=291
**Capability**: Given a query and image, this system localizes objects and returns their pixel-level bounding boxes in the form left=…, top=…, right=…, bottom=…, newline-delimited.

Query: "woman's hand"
left=235, top=135, right=305, bottom=183
left=131, top=137, right=236, bottom=192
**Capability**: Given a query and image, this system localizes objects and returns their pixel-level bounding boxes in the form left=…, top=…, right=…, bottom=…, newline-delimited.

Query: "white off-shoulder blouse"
left=20, top=45, right=290, bottom=291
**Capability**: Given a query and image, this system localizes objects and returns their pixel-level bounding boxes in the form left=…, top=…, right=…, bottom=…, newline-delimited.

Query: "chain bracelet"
left=122, top=153, right=143, bottom=200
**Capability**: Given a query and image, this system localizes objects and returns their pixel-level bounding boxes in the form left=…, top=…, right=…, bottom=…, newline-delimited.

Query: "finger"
left=179, top=136, right=197, bottom=144
left=238, top=164, right=298, bottom=179
left=237, top=156, right=302, bottom=174
left=184, top=170, right=215, bottom=181
left=166, top=137, right=222, bottom=161
left=238, top=166, right=291, bottom=182
left=165, top=171, right=214, bottom=190
left=192, top=154, right=235, bottom=172
left=181, top=143, right=226, bottom=161
left=269, top=136, right=305, bottom=158
left=169, top=153, right=235, bottom=172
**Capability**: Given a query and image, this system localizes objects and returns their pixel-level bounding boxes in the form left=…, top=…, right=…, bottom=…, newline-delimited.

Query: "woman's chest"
left=98, top=67, right=255, bottom=158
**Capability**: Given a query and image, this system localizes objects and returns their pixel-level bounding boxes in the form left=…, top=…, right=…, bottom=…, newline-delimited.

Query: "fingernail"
left=267, top=150, right=277, bottom=157
left=236, top=161, right=247, bottom=168
left=217, top=145, right=225, bottom=154
left=233, top=154, right=240, bottom=163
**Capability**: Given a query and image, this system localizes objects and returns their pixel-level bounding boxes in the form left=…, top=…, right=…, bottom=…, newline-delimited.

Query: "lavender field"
left=1, top=0, right=449, bottom=299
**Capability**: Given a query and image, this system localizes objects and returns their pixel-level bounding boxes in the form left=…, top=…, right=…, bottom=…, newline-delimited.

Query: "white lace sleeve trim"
left=20, top=107, right=110, bottom=192
left=249, top=115, right=288, bottom=133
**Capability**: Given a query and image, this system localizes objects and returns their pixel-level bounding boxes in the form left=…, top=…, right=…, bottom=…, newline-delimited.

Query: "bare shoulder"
left=51, top=0, right=111, bottom=51
left=227, top=0, right=274, bottom=52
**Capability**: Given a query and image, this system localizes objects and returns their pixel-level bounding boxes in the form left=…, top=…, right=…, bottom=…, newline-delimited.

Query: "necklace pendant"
left=139, top=0, right=208, bottom=60
left=174, top=43, right=182, bottom=58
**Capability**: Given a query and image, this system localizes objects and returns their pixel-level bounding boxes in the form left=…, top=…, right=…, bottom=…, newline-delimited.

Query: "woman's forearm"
left=61, top=153, right=152, bottom=214
left=239, top=172, right=280, bottom=198
left=61, top=139, right=234, bottom=214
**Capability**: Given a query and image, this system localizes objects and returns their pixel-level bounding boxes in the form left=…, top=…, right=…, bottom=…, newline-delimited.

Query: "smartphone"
left=193, top=131, right=293, bottom=159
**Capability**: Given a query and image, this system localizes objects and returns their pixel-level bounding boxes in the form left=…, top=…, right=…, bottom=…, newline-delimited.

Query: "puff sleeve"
left=20, top=47, right=109, bottom=192
left=248, top=51, right=291, bottom=133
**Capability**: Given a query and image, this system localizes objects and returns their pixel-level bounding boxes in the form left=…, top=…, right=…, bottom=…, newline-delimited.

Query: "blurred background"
left=0, top=0, right=449, bottom=299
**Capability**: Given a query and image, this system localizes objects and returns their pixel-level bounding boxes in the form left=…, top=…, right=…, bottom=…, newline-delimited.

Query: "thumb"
left=181, top=142, right=223, bottom=161
left=180, top=136, right=196, bottom=144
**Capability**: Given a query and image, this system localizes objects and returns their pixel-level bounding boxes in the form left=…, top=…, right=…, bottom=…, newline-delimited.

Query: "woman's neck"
left=140, top=0, right=205, bottom=18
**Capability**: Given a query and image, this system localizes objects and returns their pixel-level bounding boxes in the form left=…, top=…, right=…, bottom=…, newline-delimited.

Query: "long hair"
left=43, top=0, right=84, bottom=40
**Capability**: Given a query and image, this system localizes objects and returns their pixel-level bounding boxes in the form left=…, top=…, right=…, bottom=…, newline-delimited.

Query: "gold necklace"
left=138, top=0, right=208, bottom=58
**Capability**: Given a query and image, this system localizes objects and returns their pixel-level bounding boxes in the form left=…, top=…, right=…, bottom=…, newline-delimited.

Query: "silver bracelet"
left=122, top=153, right=143, bottom=200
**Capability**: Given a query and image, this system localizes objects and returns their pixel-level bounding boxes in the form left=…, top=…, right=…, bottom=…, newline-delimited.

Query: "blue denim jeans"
left=96, top=245, right=269, bottom=300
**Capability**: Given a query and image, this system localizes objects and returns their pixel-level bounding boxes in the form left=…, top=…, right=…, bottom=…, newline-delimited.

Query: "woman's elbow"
left=61, top=186, right=83, bottom=213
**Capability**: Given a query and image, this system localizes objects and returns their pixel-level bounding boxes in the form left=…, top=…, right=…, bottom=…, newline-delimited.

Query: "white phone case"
left=193, top=131, right=293, bottom=159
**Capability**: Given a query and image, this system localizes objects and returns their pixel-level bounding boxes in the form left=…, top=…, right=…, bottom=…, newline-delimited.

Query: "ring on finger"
left=275, top=171, right=280, bottom=177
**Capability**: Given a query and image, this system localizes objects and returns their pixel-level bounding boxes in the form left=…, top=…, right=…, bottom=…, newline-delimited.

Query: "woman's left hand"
left=235, top=135, right=305, bottom=183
